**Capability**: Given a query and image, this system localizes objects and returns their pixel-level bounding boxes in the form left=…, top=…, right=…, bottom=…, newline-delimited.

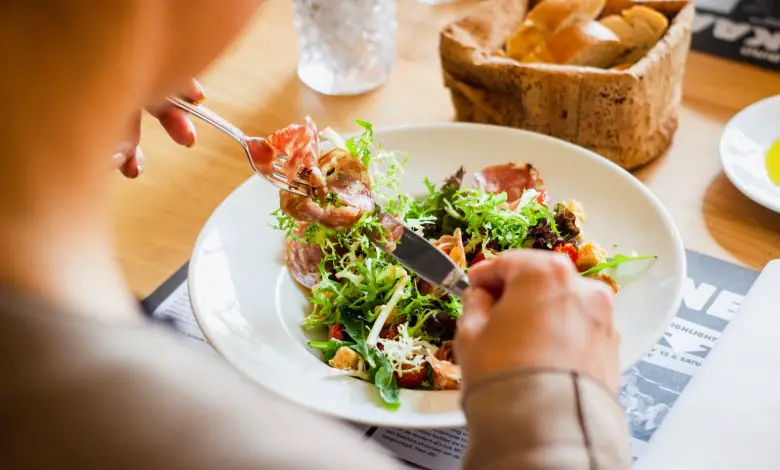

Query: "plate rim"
left=188, top=121, right=686, bottom=427
left=720, top=94, right=780, bottom=214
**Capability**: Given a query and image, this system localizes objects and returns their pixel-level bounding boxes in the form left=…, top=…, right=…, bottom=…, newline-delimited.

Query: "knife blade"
left=373, top=206, right=470, bottom=298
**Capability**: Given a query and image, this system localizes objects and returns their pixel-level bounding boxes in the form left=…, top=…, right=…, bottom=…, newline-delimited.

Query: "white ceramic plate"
left=188, top=123, right=686, bottom=428
left=720, top=95, right=780, bottom=213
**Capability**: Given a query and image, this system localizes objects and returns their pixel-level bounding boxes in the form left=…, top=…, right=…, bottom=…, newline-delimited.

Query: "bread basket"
left=439, top=0, right=695, bottom=169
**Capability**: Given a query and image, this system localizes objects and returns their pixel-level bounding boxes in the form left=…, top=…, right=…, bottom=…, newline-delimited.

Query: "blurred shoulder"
left=0, top=300, right=399, bottom=470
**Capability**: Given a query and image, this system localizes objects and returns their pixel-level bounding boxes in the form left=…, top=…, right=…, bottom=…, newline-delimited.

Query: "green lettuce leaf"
left=373, top=359, right=400, bottom=409
left=345, top=120, right=374, bottom=168
left=340, top=312, right=400, bottom=409
left=580, top=254, right=658, bottom=276
left=308, top=338, right=355, bottom=363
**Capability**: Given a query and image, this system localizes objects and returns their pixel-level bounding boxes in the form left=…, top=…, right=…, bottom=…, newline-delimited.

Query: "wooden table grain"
left=110, top=0, right=780, bottom=297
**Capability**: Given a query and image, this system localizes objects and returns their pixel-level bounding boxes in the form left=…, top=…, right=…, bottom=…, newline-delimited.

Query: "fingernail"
left=111, top=152, right=126, bottom=167
left=193, top=82, right=206, bottom=104
left=187, top=121, right=197, bottom=147
left=134, top=147, right=145, bottom=176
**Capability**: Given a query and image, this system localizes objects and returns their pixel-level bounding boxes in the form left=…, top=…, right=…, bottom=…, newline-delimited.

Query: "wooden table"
left=110, top=0, right=780, bottom=297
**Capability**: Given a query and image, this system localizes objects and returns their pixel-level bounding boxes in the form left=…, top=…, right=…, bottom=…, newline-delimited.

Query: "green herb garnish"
left=308, top=338, right=355, bottom=362
left=581, top=254, right=658, bottom=276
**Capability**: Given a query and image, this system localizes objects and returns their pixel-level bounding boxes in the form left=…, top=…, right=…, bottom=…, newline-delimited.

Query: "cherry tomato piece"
left=328, top=324, right=345, bottom=341
left=379, top=325, right=399, bottom=340
left=553, top=243, right=578, bottom=265
left=471, top=250, right=486, bottom=266
left=470, top=248, right=497, bottom=267
left=395, top=364, right=428, bottom=389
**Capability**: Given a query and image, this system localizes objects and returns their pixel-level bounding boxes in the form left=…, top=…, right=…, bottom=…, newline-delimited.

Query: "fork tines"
left=265, top=173, right=310, bottom=197
left=266, top=159, right=311, bottom=197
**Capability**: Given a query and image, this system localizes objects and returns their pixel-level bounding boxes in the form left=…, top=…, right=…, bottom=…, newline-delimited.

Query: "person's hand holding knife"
left=457, top=249, right=620, bottom=392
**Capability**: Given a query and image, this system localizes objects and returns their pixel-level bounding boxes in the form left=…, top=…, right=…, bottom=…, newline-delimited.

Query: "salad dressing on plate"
left=767, top=139, right=780, bottom=186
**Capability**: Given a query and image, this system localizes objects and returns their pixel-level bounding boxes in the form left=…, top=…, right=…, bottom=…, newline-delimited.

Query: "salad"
left=263, top=118, right=654, bottom=409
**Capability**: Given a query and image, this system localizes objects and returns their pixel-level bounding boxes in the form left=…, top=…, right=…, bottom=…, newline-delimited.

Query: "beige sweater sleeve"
left=1, top=290, right=630, bottom=470
left=463, top=370, right=632, bottom=470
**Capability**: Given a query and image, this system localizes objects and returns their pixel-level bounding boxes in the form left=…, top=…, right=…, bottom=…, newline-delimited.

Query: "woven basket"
left=439, top=0, right=694, bottom=169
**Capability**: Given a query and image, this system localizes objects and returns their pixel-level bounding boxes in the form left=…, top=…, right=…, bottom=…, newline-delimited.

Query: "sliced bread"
left=532, top=20, right=623, bottom=67
left=506, top=0, right=607, bottom=61
left=600, top=5, right=669, bottom=65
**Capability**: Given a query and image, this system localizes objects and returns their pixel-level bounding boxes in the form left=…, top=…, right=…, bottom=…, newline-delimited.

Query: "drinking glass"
left=292, top=0, right=398, bottom=96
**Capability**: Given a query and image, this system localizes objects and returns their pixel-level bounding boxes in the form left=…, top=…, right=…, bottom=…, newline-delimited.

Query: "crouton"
left=328, top=347, right=361, bottom=371
left=576, top=241, right=608, bottom=272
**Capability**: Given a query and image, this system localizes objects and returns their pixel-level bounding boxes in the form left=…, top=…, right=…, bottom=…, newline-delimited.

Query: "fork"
left=166, top=96, right=310, bottom=197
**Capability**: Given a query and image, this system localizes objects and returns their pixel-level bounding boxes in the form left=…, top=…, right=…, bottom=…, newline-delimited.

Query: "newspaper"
left=693, top=0, right=780, bottom=71
left=142, top=250, right=758, bottom=468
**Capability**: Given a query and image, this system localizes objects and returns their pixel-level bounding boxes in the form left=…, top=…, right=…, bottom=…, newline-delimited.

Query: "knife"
left=373, top=206, right=470, bottom=298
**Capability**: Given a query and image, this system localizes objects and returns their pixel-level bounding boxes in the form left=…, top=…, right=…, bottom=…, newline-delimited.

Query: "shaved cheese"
left=366, top=271, right=409, bottom=348
left=376, top=324, right=431, bottom=374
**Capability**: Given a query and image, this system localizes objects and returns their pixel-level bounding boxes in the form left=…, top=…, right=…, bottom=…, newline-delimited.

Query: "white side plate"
left=720, top=95, right=780, bottom=213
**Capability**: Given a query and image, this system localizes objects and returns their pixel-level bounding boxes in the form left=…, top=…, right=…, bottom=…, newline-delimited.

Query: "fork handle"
left=166, top=96, right=247, bottom=145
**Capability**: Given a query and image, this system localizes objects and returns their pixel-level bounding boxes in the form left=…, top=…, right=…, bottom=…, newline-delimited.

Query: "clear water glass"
left=292, top=0, right=398, bottom=96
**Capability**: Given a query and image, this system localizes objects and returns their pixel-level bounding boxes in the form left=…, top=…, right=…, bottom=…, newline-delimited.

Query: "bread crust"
left=601, top=6, right=670, bottom=66
left=507, top=0, right=607, bottom=61
left=537, top=20, right=623, bottom=67
left=602, top=0, right=690, bottom=18
left=526, top=0, right=607, bottom=33
left=439, top=0, right=694, bottom=169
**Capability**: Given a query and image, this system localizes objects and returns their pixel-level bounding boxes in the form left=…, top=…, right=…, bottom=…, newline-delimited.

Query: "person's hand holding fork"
left=113, top=78, right=205, bottom=178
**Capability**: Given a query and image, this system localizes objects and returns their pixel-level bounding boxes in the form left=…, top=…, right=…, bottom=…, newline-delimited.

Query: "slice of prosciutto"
left=247, top=116, right=327, bottom=194
left=473, top=162, right=544, bottom=202
left=420, top=229, right=467, bottom=296
left=283, top=223, right=324, bottom=289
left=319, top=148, right=373, bottom=211
left=285, top=236, right=323, bottom=289
left=427, top=355, right=462, bottom=391
left=280, top=148, right=375, bottom=230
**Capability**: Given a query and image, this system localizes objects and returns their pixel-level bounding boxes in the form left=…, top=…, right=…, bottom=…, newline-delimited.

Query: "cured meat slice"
left=420, top=229, right=467, bottom=296
left=431, top=228, right=467, bottom=270
left=319, top=148, right=374, bottom=213
left=247, top=116, right=326, bottom=193
left=255, top=118, right=376, bottom=230
left=279, top=148, right=375, bottom=230
left=284, top=234, right=323, bottom=289
left=473, top=162, right=544, bottom=202
left=280, top=196, right=363, bottom=230
left=271, top=116, right=325, bottom=191
left=435, top=340, right=456, bottom=363
left=427, top=355, right=462, bottom=390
